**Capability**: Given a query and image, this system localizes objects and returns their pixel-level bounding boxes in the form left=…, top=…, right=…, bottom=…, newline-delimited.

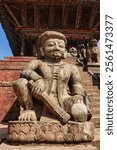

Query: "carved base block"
left=8, top=121, right=94, bottom=143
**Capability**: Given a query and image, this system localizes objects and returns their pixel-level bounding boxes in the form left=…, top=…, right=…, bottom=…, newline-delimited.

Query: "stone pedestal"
left=8, top=121, right=94, bottom=143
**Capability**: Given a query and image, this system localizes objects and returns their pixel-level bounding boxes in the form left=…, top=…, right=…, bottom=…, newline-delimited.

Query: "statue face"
left=44, top=38, right=66, bottom=60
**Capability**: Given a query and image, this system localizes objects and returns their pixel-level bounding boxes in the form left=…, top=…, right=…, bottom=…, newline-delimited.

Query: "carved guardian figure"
left=13, top=31, right=92, bottom=123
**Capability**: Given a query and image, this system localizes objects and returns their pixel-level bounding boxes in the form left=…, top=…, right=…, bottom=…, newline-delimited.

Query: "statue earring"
left=40, top=47, right=45, bottom=57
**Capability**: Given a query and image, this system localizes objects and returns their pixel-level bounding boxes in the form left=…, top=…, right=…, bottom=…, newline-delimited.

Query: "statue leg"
left=13, top=78, right=37, bottom=121
left=64, top=97, right=88, bottom=122
left=13, top=78, right=33, bottom=109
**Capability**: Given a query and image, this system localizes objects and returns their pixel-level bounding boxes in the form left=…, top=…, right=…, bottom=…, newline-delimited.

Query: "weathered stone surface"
left=0, top=143, right=99, bottom=150
left=87, top=39, right=100, bottom=63
left=13, top=31, right=92, bottom=124
left=8, top=121, right=94, bottom=143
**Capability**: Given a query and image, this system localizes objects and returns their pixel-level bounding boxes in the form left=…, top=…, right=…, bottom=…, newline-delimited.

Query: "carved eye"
left=59, top=43, right=65, bottom=48
left=47, top=42, right=55, bottom=47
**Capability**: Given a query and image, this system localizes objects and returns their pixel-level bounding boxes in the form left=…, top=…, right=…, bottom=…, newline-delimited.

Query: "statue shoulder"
left=23, top=59, right=43, bottom=70
left=65, top=63, right=80, bottom=73
left=29, top=59, right=44, bottom=65
left=69, top=63, right=79, bottom=70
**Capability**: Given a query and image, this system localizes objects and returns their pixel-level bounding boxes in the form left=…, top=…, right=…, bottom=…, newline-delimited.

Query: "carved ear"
left=40, top=47, right=45, bottom=57
left=63, top=49, right=67, bottom=59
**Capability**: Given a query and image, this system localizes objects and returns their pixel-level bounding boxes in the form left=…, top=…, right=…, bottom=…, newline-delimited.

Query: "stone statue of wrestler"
left=13, top=31, right=92, bottom=123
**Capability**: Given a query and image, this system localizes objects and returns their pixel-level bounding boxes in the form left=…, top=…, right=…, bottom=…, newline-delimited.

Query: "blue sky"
left=0, top=23, right=13, bottom=60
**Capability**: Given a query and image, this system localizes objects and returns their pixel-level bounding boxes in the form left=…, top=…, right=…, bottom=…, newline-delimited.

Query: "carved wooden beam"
left=2, top=17, right=20, bottom=55
left=93, top=21, right=100, bottom=30
left=22, top=4, right=27, bottom=27
left=75, top=4, right=83, bottom=29
left=20, top=28, right=97, bottom=41
left=3, top=2, right=21, bottom=27
left=89, top=6, right=97, bottom=29
left=34, top=3, right=38, bottom=29
left=3, top=0, right=99, bottom=7
left=7, top=18, right=20, bottom=37
left=49, top=6, right=55, bottom=28
left=7, top=15, right=16, bottom=26
left=20, top=38, right=25, bottom=56
left=62, top=5, right=68, bottom=29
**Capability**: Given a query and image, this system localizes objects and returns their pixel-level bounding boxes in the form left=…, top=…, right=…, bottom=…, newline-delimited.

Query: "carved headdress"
left=39, top=31, right=67, bottom=46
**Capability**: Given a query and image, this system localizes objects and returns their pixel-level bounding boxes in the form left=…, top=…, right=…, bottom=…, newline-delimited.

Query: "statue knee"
left=13, top=78, right=28, bottom=91
left=71, top=103, right=88, bottom=122
left=13, top=78, right=28, bottom=89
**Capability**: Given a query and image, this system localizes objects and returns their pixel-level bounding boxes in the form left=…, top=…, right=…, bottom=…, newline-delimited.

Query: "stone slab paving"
left=0, top=143, right=99, bottom=150
left=0, top=124, right=8, bottom=140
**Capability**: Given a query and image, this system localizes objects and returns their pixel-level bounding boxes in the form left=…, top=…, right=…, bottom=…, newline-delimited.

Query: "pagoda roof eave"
left=2, top=0, right=99, bottom=5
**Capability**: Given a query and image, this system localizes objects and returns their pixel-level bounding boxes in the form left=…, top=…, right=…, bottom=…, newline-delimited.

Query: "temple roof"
left=0, top=0, right=100, bottom=56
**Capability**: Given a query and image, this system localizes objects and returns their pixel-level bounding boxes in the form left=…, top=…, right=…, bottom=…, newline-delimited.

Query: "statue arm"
left=20, top=60, right=42, bottom=81
left=69, top=65, right=84, bottom=97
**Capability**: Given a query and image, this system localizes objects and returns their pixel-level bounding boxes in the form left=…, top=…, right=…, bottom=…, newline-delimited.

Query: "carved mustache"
left=48, top=49, right=65, bottom=55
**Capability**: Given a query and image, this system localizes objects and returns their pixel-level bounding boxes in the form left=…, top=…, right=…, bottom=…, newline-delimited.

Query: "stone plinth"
left=8, top=121, right=94, bottom=143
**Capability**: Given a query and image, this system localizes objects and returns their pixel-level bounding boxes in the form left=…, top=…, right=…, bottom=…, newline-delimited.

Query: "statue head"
left=69, top=47, right=77, bottom=57
left=79, top=44, right=85, bottom=49
left=39, top=31, right=67, bottom=61
left=89, top=39, right=98, bottom=47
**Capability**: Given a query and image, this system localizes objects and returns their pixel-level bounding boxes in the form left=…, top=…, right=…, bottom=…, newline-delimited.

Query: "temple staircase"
left=0, top=56, right=100, bottom=149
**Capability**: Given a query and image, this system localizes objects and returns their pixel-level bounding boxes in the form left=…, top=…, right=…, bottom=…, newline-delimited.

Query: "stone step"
left=0, top=66, right=23, bottom=70
left=83, top=82, right=93, bottom=85
left=0, top=123, right=8, bottom=140
left=92, top=115, right=100, bottom=123
left=80, top=75, right=92, bottom=78
left=92, top=120, right=100, bottom=128
left=88, top=68, right=100, bottom=73
left=4, top=56, right=37, bottom=61
left=92, top=99, right=100, bottom=103
left=92, top=128, right=100, bottom=148
left=0, top=142, right=100, bottom=150
left=93, top=108, right=100, bottom=115
left=93, top=119, right=100, bottom=126
left=3, top=55, right=77, bottom=65
left=0, top=61, right=29, bottom=66
left=0, top=56, right=100, bottom=129
left=93, top=102, right=100, bottom=107
left=79, top=71, right=91, bottom=75
left=80, top=75, right=92, bottom=80
left=86, top=90, right=100, bottom=94
left=85, top=86, right=99, bottom=90
left=0, top=70, right=20, bottom=81
left=0, top=86, right=18, bottom=122
left=82, top=79, right=93, bottom=82
left=92, top=93, right=100, bottom=97
left=0, top=66, right=96, bottom=83
left=0, top=86, right=100, bottom=122
left=80, top=73, right=91, bottom=77
left=84, top=86, right=99, bottom=90
left=0, top=81, right=100, bottom=93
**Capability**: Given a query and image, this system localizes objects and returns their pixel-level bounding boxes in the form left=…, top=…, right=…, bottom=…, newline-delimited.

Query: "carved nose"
left=54, top=44, right=60, bottom=50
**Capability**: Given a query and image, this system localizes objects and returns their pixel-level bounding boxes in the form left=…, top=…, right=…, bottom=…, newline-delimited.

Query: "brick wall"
left=0, top=57, right=36, bottom=122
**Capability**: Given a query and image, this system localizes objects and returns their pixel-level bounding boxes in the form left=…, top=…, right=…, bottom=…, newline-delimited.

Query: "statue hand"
left=72, top=95, right=84, bottom=104
left=31, top=79, right=45, bottom=98
left=18, top=110, right=37, bottom=121
left=71, top=95, right=87, bottom=122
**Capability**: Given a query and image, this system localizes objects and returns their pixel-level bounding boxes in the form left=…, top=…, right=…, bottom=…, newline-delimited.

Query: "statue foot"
left=71, top=103, right=88, bottom=122
left=18, top=110, right=37, bottom=121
